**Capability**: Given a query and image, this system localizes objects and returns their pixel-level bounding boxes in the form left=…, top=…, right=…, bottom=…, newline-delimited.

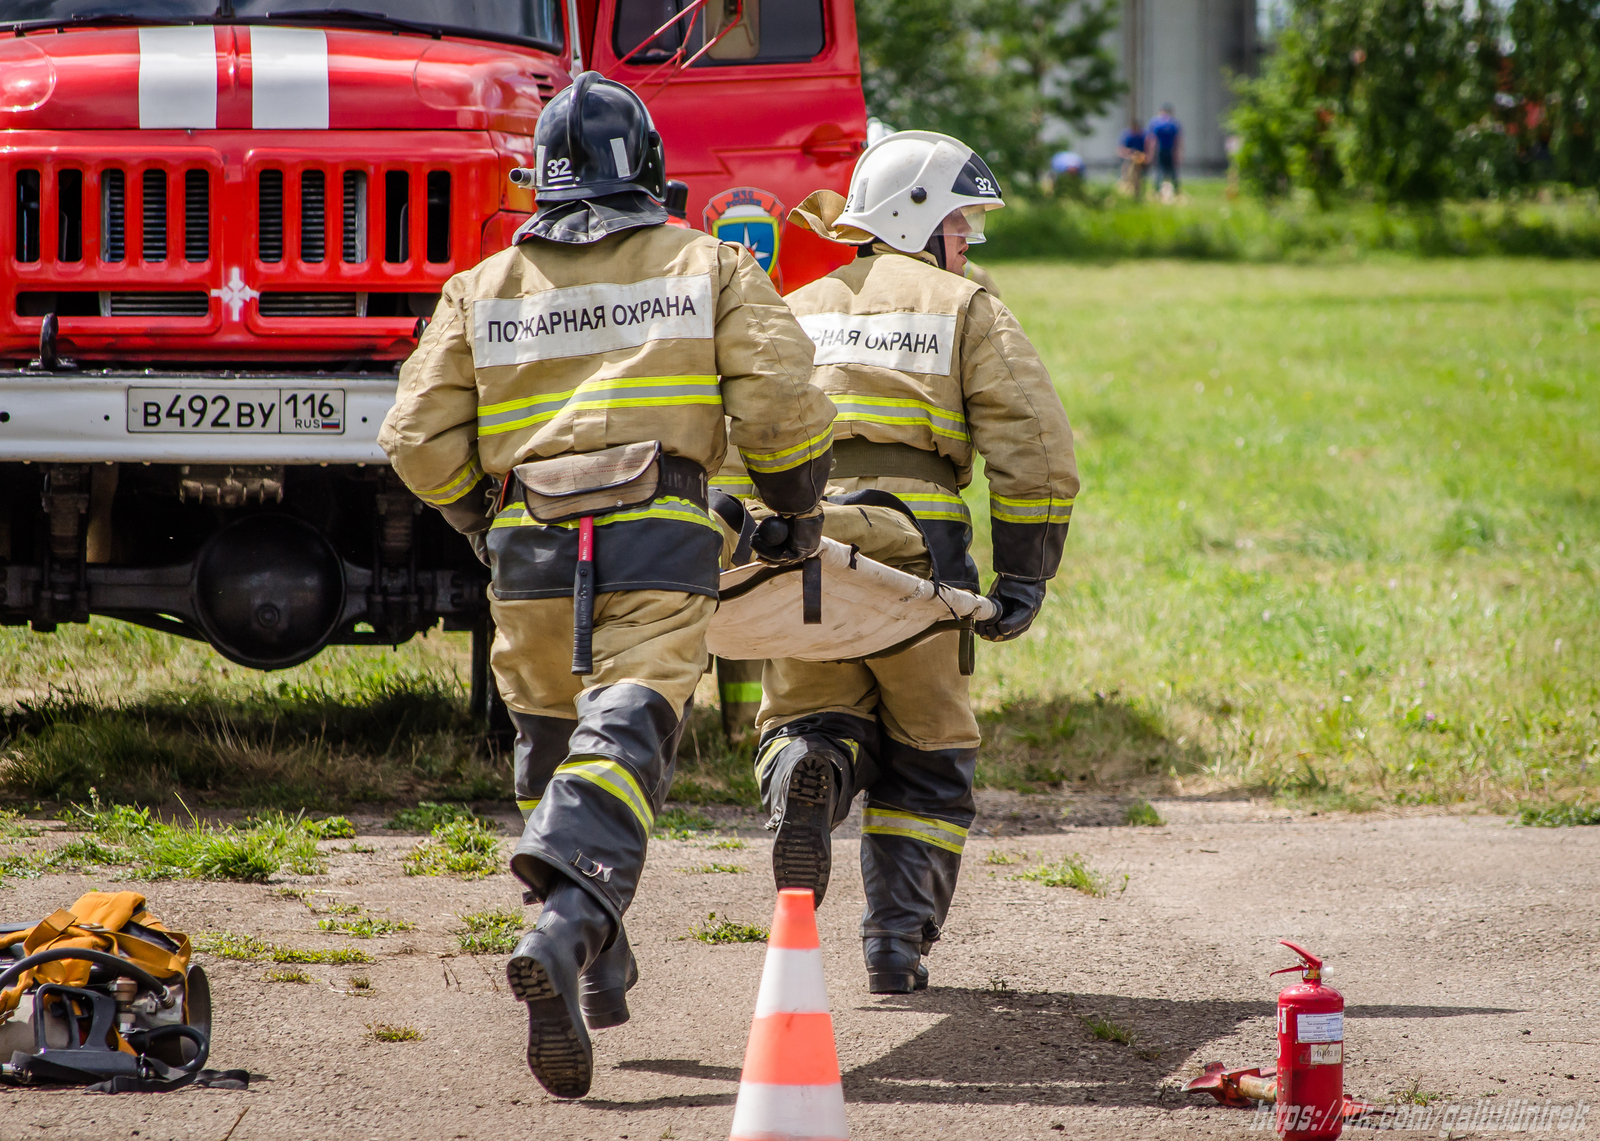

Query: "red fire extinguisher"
left=1272, top=940, right=1345, bottom=1140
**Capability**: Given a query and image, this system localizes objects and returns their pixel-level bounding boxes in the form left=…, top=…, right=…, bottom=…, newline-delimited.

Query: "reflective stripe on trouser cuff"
left=990, top=493, right=1074, bottom=524
left=477, top=375, right=722, bottom=437
left=554, top=758, right=654, bottom=830
left=861, top=807, right=968, bottom=854
left=720, top=681, right=763, bottom=704
left=897, top=492, right=971, bottom=525
left=415, top=456, right=484, bottom=505
left=742, top=427, right=833, bottom=474
left=516, top=798, right=541, bottom=820
left=711, top=476, right=756, bottom=498
left=830, top=396, right=968, bottom=442
left=757, top=734, right=859, bottom=782
left=490, top=497, right=722, bottom=534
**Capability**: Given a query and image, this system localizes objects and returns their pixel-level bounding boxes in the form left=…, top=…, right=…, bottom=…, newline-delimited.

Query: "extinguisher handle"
left=1272, top=939, right=1323, bottom=978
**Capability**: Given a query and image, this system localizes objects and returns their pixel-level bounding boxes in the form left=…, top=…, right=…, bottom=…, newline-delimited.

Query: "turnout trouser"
left=757, top=630, right=980, bottom=948
left=493, top=589, right=714, bottom=927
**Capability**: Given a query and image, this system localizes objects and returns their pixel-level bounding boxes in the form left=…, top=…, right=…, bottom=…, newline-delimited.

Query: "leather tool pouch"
left=515, top=441, right=664, bottom=524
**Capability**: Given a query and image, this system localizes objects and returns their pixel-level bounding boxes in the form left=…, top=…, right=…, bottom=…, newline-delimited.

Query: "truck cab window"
left=613, top=0, right=824, bottom=66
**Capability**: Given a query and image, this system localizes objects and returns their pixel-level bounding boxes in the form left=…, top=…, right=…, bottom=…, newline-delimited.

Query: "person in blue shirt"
left=1117, top=119, right=1149, bottom=200
left=1147, top=103, right=1183, bottom=191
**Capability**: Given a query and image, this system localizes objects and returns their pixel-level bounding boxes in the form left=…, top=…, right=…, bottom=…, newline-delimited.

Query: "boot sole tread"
left=508, top=954, right=592, bottom=1098
left=773, top=753, right=833, bottom=906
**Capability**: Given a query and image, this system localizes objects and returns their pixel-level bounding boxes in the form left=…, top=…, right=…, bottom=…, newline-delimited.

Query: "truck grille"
left=142, top=170, right=168, bottom=261
left=342, top=170, right=368, bottom=262
left=258, top=170, right=285, bottom=262
left=301, top=170, right=326, bottom=263
left=102, top=169, right=126, bottom=262
left=108, top=292, right=209, bottom=317
left=184, top=170, right=209, bottom=263
left=259, top=292, right=360, bottom=317
left=8, top=152, right=472, bottom=347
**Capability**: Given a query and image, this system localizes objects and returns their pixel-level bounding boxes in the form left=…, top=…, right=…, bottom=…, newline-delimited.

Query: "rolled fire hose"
left=707, top=537, right=999, bottom=663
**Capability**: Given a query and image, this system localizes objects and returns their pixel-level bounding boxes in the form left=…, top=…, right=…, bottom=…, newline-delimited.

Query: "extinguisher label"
left=1308, top=1042, right=1343, bottom=1065
left=1296, top=1011, right=1344, bottom=1043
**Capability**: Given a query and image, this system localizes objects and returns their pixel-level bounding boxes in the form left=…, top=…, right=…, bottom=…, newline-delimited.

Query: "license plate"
left=126, top=387, right=346, bottom=434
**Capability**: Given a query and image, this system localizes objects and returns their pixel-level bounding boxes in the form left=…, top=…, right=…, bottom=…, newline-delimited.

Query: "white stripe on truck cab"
left=250, top=26, right=330, bottom=129
left=137, top=27, right=218, bottom=129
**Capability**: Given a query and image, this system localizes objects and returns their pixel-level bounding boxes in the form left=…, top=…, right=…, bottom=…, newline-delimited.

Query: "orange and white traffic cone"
left=729, top=887, right=849, bottom=1141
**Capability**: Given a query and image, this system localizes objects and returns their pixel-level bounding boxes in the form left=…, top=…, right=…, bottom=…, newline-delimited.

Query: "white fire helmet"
left=834, top=130, right=1005, bottom=254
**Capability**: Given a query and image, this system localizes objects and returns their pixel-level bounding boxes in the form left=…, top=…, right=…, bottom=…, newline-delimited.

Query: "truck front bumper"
left=0, top=369, right=398, bottom=464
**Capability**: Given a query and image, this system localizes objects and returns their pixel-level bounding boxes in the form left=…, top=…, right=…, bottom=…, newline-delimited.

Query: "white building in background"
left=1074, top=0, right=1260, bottom=174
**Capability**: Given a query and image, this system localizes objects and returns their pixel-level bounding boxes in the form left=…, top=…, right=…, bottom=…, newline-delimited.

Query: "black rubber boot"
left=864, top=936, right=929, bottom=994
left=507, top=881, right=614, bottom=1098
left=578, top=923, right=638, bottom=1030
left=768, top=744, right=841, bottom=906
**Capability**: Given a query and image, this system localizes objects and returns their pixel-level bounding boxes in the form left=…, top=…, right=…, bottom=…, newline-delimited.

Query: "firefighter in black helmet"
left=380, top=73, right=835, bottom=1098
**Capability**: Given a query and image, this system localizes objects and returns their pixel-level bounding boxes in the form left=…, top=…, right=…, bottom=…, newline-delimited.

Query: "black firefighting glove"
left=750, top=509, right=825, bottom=566
left=974, top=575, right=1048, bottom=642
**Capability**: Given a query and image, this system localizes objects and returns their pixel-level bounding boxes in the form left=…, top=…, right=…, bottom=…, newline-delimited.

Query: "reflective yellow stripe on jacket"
left=555, top=758, right=654, bottom=830
left=415, top=456, right=484, bottom=506
left=862, top=806, right=968, bottom=854
left=742, top=427, right=834, bottom=474
left=477, top=375, right=722, bottom=438
left=830, top=395, right=969, bottom=443
left=896, top=492, right=972, bottom=526
left=490, top=497, right=722, bottom=535
left=990, top=494, right=1074, bottom=525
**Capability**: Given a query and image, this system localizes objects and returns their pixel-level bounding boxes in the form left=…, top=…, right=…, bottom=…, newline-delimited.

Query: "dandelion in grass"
left=1123, top=800, right=1164, bottom=827
left=455, top=907, right=523, bottom=954
left=690, top=912, right=768, bottom=944
left=403, top=818, right=501, bottom=879
left=1010, top=854, right=1121, bottom=898
left=368, top=1023, right=422, bottom=1042
left=653, top=808, right=715, bottom=840
left=1082, top=1015, right=1134, bottom=1045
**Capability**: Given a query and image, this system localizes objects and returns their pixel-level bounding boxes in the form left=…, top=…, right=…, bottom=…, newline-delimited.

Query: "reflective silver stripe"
left=861, top=807, right=967, bottom=854
left=991, top=494, right=1074, bottom=525
left=477, top=375, right=721, bottom=437
left=829, top=395, right=969, bottom=442
left=897, top=492, right=971, bottom=525
left=414, top=456, right=484, bottom=506
left=742, top=427, right=833, bottom=474
left=491, top=497, right=721, bottom=534
left=555, top=758, right=653, bottom=829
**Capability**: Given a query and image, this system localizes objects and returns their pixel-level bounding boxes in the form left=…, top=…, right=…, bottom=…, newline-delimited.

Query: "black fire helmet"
left=532, top=71, right=667, bottom=205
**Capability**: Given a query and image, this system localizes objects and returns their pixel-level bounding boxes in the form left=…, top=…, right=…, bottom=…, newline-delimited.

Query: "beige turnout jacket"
left=784, top=249, right=1078, bottom=583
left=380, top=223, right=836, bottom=599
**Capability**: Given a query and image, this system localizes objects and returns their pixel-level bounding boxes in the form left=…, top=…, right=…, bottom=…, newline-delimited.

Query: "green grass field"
left=975, top=257, right=1598, bottom=809
left=1, top=258, right=1595, bottom=813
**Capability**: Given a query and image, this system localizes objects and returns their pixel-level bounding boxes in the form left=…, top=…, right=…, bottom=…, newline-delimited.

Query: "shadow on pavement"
left=593, top=992, right=1522, bottom=1110
left=840, top=988, right=1521, bottom=1108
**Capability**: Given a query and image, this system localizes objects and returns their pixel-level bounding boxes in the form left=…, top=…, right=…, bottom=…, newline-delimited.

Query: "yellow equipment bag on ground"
left=0, top=891, right=232, bottom=1092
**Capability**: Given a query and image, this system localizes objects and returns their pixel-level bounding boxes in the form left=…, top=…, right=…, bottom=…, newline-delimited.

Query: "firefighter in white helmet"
left=380, top=73, right=834, bottom=1098
left=758, top=131, right=1079, bottom=993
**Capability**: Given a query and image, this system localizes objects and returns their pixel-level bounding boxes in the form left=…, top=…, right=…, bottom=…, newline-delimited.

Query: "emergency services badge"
left=703, top=187, right=786, bottom=278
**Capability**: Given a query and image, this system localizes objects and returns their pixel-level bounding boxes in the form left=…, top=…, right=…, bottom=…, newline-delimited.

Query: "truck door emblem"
left=703, top=188, right=786, bottom=279
left=212, top=268, right=260, bottom=321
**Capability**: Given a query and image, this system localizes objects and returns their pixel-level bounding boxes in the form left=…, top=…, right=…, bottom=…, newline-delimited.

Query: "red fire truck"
left=0, top=0, right=866, bottom=716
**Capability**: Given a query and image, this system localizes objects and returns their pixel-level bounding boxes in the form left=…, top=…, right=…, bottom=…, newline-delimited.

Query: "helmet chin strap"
left=923, top=233, right=949, bottom=271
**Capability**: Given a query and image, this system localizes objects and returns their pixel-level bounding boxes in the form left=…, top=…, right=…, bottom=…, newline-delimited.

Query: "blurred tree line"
left=855, top=0, right=1123, bottom=192
left=1232, top=0, right=1600, bottom=204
